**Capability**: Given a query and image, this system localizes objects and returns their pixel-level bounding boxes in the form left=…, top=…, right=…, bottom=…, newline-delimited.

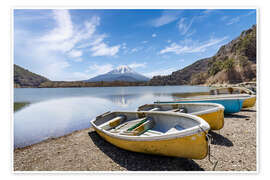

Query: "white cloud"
left=39, top=10, right=73, bottom=42
left=226, top=17, right=240, bottom=25
left=178, top=17, right=195, bottom=35
left=202, top=9, right=215, bottom=14
left=245, top=11, right=255, bottom=16
left=128, top=62, right=147, bottom=69
left=68, top=49, right=82, bottom=58
left=123, top=46, right=144, bottom=54
left=191, top=37, right=228, bottom=52
left=221, top=16, right=228, bottom=21
left=159, top=36, right=228, bottom=55
left=76, top=34, right=106, bottom=49
left=152, top=33, right=157, bottom=38
left=14, top=29, right=72, bottom=81
left=70, top=72, right=91, bottom=81
left=38, top=12, right=100, bottom=54
left=144, top=67, right=177, bottom=78
left=160, top=43, right=189, bottom=54
left=141, top=41, right=148, bottom=44
left=39, top=11, right=120, bottom=58
left=131, top=48, right=138, bottom=53
left=43, top=60, right=71, bottom=79
left=225, top=11, right=255, bottom=26
left=90, top=43, right=120, bottom=56
left=186, top=29, right=196, bottom=37
left=73, top=58, right=83, bottom=62
left=86, top=64, right=114, bottom=77
left=91, top=34, right=107, bottom=46
left=178, top=59, right=185, bottom=62
left=150, top=11, right=180, bottom=27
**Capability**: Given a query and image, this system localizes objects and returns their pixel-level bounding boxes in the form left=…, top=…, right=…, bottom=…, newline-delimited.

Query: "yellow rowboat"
left=241, top=94, right=256, bottom=108
left=157, top=94, right=255, bottom=113
left=91, top=111, right=210, bottom=159
left=138, top=103, right=224, bottom=130
left=205, top=94, right=256, bottom=109
left=210, top=86, right=255, bottom=95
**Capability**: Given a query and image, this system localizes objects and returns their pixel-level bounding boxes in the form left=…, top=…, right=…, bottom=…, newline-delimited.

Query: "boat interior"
left=181, top=94, right=252, bottom=100
left=93, top=112, right=201, bottom=137
left=210, top=87, right=253, bottom=95
left=138, top=103, right=219, bottom=114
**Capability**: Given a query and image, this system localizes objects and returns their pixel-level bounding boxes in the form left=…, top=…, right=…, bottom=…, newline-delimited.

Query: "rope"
left=206, top=133, right=218, bottom=171
left=199, top=126, right=219, bottom=171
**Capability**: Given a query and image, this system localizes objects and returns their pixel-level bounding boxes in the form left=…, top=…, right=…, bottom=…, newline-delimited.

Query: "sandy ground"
left=13, top=106, right=257, bottom=171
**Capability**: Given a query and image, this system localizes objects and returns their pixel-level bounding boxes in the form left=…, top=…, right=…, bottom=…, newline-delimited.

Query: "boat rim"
left=210, top=86, right=255, bottom=94
left=183, top=94, right=255, bottom=100
left=155, top=95, right=254, bottom=103
left=90, top=111, right=210, bottom=141
left=145, top=102, right=224, bottom=116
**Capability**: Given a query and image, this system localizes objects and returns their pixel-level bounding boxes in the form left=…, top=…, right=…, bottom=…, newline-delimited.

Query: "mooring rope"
left=199, top=126, right=219, bottom=171
left=206, top=133, right=218, bottom=171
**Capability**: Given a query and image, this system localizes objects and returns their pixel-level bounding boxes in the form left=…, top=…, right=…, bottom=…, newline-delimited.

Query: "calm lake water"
left=14, top=86, right=210, bottom=148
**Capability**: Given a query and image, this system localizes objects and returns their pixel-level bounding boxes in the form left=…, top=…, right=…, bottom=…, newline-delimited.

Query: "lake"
left=14, top=85, right=210, bottom=148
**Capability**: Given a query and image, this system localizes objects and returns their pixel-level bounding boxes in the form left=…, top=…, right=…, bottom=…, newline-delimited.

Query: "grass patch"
left=14, top=102, right=30, bottom=112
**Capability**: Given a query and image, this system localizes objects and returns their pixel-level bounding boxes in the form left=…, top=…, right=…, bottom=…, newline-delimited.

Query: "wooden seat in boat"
left=99, top=115, right=126, bottom=130
left=109, top=117, right=155, bottom=136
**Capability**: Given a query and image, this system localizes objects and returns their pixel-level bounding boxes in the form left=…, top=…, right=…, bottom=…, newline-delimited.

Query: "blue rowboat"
left=155, top=95, right=248, bottom=114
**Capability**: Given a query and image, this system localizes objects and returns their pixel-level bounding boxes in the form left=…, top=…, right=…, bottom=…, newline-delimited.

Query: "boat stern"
left=242, top=95, right=256, bottom=108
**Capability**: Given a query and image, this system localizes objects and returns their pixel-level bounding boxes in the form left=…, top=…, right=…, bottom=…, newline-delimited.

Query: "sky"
left=13, top=9, right=256, bottom=81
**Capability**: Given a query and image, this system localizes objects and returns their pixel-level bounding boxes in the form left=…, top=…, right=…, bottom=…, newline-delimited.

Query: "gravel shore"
left=13, top=105, right=257, bottom=171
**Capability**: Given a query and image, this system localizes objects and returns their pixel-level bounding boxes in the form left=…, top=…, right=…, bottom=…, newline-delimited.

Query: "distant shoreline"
left=14, top=81, right=255, bottom=89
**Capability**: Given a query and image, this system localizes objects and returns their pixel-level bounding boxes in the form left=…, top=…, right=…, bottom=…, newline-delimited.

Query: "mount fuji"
left=85, top=65, right=150, bottom=82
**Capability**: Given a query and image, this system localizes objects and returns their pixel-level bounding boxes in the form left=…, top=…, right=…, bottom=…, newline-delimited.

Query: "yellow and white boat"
left=209, top=87, right=257, bottom=108
left=138, top=103, right=224, bottom=130
left=91, top=111, right=210, bottom=159
left=210, top=86, right=255, bottom=95
left=207, top=94, right=256, bottom=109
left=239, top=94, right=256, bottom=108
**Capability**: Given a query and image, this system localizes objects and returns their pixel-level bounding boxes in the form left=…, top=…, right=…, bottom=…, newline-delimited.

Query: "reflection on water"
left=14, top=86, right=210, bottom=148
left=105, top=94, right=146, bottom=107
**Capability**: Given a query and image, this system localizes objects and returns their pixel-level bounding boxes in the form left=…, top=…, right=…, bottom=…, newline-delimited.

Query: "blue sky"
left=14, top=9, right=256, bottom=81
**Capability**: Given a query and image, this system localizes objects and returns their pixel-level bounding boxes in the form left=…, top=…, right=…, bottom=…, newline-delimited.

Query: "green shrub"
left=208, top=60, right=223, bottom=76
left=223, top=58, right=235, bottom=71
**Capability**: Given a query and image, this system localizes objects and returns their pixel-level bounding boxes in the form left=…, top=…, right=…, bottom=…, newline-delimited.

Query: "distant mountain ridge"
left=13, top=64, right=149, bottom=88
left=85, top=65, right=150, bottom=82
left=149, top=25, right=256, bottom=85
left=14, top=64, right=50, bottom=88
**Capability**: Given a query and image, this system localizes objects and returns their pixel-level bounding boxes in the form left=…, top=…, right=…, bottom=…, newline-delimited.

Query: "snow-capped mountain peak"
left=85, top=65, right=149, bottom=82
left=109, top=65, right=134, bottom=74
